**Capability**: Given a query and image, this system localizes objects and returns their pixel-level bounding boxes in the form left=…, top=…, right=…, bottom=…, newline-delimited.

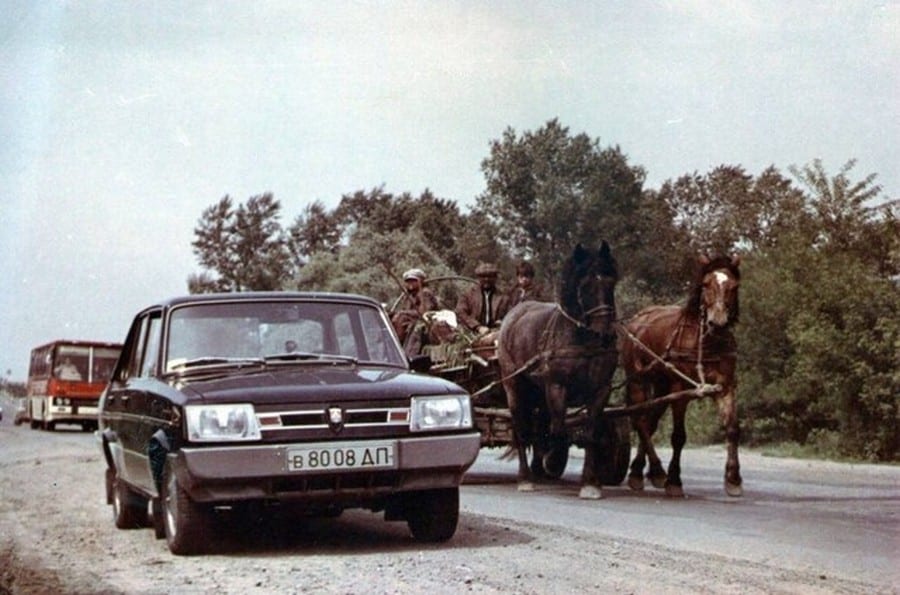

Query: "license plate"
left=286, top=442, right=396, bottom=472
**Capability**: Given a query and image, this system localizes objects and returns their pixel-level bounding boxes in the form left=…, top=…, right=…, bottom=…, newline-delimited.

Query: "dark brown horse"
left=619, top=254, right=742, bottom=497
left=498, top=243, right=619, bottom=499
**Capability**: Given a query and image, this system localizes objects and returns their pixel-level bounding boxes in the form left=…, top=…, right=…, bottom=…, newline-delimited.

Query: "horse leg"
left=717, top=389, right=743, bottom=496
left=578, top=385, right=612, bottom=500
left=627, top=378, right=666, bottom=490
left=644, top=403, right=668, bottom=489
left=626, top=378, right=653, bottom=490
left=628, top=434, right=647, bottom=491
left=529, top=405, right=550, bottom=480
left=542, top=382, right=569, bottom=480
left=505, top=381, right=536, bottom=492
left=664, top=399, right=687, bottom=498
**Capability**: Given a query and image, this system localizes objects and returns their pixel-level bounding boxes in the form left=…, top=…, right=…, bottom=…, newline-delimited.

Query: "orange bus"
left=25, top=340, right=122, bottom=431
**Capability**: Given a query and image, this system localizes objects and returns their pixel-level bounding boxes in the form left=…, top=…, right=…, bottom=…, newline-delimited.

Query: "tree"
left=477, top=119, right=647, bottom=287
left=287, top=200, right=342, bottom=267
left=737, top=161, right=899, bottom=460
left=293, top=187, right=506, bottom=282
left=789, top=159, right=890, bottom=265
left=654, top=165, right=809, bottom=255
left=295, top=225, right=456, bottom=305
left=189, top=193, right=292, bottom=292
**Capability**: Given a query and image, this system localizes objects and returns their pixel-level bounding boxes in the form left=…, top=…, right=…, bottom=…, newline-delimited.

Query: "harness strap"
left=616, top=322, right=711, bottom=391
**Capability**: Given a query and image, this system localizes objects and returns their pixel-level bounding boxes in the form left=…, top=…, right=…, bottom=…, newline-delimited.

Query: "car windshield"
left=165, top=300, right=405, bottom=373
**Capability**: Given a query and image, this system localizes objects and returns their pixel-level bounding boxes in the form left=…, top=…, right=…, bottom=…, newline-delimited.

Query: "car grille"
left=257, top=406, right=410, bottom=432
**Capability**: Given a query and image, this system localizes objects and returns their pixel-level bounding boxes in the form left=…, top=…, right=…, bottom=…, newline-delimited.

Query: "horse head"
left=693, top=254, right=741, bottom=330
left=560, top=242, right=618, bottom=340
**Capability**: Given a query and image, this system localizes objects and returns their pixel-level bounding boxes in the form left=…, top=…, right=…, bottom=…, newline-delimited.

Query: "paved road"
left=1, top=393, right=898, bottom=593
left=463, top=444, right=900, bottom=587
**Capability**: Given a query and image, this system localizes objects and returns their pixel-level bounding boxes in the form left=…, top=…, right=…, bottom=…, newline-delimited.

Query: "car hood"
left=177, top=365, right=464, bottom=405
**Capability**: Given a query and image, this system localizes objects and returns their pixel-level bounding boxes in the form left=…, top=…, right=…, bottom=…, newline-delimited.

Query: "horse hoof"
left=579, top=485, right=603, bottom=500
left=725, top=482, right=743, bottom=497
left=649, top=475, right=667, bottom=490
left=665, top=484, right=685, bottom=498
left=627, top=476, right=644, bottom=491
left=517, top=481, right=535, bottom=492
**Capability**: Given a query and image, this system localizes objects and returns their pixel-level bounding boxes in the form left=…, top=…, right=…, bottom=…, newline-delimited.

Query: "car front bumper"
left=173, top=432, right=482, bottom=504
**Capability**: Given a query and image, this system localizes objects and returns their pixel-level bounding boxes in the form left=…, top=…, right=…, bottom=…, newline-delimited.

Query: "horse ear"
left=731, top=253, right=742, bottom=267
left=598, top=240, right=610, bottom=258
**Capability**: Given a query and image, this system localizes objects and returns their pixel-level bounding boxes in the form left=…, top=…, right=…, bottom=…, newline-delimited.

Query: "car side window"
left=140, top=315, right=162, bottom=377
left=122, top=316, right=149, bottom=381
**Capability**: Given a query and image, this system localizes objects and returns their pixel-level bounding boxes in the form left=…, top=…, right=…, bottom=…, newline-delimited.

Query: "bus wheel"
left=30, top=420, right=39, bottom=430
left=163, top=464, right=211, bottom=555
left=46, top=421, right=55, bottom=431
left=113, top=475, right=147, bottom=529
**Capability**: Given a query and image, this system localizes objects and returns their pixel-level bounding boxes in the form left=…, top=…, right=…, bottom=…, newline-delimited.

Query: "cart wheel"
left=593, top=417, right=631, bottom=486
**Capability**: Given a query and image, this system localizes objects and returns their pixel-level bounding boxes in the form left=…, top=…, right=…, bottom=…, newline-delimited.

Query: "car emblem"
left=327, top=406, right=344, bottom=433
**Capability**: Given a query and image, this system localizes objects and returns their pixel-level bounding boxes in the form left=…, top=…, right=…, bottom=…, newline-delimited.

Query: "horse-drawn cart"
left=393, top=248, right=743, bottom=498
left=426, top=330, right=634, bottom=487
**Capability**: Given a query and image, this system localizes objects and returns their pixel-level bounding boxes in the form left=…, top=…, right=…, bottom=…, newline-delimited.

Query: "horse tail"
left=498, top=444, right=518, bottom=461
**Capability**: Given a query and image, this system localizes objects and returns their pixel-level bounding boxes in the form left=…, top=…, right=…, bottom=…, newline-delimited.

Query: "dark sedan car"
left=98, top=292, right=480, bottom=555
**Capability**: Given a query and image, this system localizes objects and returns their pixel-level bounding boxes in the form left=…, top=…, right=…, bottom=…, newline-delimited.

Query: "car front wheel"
left=405, top=488, right=459, bottom=543
left=112, top=475, right=147, bottom=529
left=162, top=464, right=210, bottom=555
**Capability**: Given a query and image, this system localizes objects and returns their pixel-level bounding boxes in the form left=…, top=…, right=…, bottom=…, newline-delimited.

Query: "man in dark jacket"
left=455, top=262, right=510, bottom=335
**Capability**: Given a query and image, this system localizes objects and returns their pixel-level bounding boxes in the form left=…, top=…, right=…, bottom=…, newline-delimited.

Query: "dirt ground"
left=0, top=394, right=893, bottom=594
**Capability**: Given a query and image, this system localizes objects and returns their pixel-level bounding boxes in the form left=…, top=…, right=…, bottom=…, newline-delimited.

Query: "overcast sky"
left=1, top=1, right=897, bottom=381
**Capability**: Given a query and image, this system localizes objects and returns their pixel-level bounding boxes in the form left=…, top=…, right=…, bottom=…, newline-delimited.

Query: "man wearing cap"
left=391, top=268, right=439, bottom=349
left=455, top=262, right=511, bottom=335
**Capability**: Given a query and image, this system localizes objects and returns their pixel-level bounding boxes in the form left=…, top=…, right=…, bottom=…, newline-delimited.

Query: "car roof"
left=147, top=291, right=383, bottom=311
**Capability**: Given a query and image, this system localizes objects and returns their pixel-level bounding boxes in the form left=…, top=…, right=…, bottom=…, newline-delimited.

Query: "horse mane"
left=559, top=242, right=618, bottom=313
left=686, top=255, right=741, bottom=323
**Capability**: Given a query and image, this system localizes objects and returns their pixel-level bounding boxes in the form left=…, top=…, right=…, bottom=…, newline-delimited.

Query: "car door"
left=105, top=309, right=163, bottom=494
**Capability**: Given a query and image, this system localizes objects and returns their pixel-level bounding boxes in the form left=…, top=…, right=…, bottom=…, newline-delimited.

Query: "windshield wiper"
left=264, top=352, right=358, bottom=365
left=168, top=356, right=266, bottom=372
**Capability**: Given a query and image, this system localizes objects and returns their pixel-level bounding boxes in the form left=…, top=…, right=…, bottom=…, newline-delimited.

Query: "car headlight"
left=409, top=394, right=472, bottom=432
left=185, top=404, right=261, bottom=442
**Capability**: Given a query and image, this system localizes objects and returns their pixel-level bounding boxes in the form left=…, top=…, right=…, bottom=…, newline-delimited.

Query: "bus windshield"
left=53, top=345, right=120, bottom=383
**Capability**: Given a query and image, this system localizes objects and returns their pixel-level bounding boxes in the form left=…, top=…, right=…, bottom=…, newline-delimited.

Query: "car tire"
left=162, top=464, right=210, bottom=555
left=113, top=475, right=147, bottom=529
left=105, top=467, right=115, bottom=505
left=151, top=498, right=166, bottom=539
left=405, top=488, right=459, bottom=543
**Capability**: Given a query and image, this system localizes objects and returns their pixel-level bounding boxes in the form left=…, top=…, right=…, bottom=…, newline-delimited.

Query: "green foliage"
left=295, top=226, right=457, bottom=305
left=737, top=161, right=899, bottom=461
left=187, top=130, right=899, bottom=462
left=288, top=200, right=342, bottom=265
left=477, top=119, right=649, bottom=291
left=189, top=194, right=292, bottom=292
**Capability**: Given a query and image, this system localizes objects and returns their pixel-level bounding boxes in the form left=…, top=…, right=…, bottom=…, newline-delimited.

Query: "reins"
left=469, top=300, right=615, bottom=399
